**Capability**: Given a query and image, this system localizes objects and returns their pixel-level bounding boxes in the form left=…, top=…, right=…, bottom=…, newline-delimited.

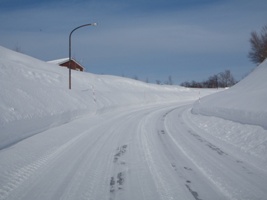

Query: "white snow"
left=192, top=59, right=267, bottom=129
left=47, top=58, right=70, bottom=65
left=0, top=46, right=267, bottom=200
left=0, top=46, right=214, bottom=150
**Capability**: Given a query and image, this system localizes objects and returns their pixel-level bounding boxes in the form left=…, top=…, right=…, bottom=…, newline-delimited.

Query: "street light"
left=68, top=23, right=97, bottom=90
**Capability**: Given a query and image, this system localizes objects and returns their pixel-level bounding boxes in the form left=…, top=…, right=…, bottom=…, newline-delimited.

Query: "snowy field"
left=0, top=46, right=266, bottom=200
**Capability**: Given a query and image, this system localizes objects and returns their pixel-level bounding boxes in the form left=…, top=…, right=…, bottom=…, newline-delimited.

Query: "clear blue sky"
left=1, top=0, right=266, bottom=84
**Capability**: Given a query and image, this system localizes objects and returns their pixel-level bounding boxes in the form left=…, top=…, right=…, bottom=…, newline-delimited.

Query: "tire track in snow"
left=109, top=144, right=129, bottom=200
left=0, top=130, right=87, bottom=200
left=140, top=126, right=175, bottom=200
left=157, top=108, right=207, bottom=200
left=136, top=104, right=195, bottom=200
left=164, top=107, right=236, bottom=200
left=55, top=126, right=120, bottom=200
left=164, top=106, right=267, bottom=200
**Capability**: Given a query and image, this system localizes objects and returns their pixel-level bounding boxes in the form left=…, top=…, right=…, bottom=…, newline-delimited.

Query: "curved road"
left=0, top=101, right=266, bottom=200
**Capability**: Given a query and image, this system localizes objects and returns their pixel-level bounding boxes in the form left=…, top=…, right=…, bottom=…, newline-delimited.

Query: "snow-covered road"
left=0, top=101, right=267, bottom=200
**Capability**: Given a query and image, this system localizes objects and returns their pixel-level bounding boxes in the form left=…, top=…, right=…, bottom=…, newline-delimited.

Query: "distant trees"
left=180, top=70, right=236, bottom=88
left=248, top=25, right=267, bottom=64
left=14, top=42, right=22, bottom=53
left=133, top=75, right=139, bottom=80
left=220, top=70, right=236, bottom=87
left=167, top=75, right=173, bottom=85
left=156, top=80, right=162, bottom=85
left=156, top=75, right=173, bottom=85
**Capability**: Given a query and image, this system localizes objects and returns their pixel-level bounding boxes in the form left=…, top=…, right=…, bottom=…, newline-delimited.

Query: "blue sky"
left=1, top=0, right=267, bottom=84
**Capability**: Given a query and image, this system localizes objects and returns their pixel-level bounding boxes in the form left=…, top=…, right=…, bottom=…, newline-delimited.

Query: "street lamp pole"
left=68, top=23, right=97, bottom=90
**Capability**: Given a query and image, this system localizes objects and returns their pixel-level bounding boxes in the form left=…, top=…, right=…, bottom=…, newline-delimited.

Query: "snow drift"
left=0, top=46, right=215, bottom=149
left=192, top=59, right=267, bottom=129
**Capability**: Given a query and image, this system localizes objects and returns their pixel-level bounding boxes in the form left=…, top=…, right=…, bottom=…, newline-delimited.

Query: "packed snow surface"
left=0, top=46, right=266, bottom=200
left=192, top=59, right=267, bottom=129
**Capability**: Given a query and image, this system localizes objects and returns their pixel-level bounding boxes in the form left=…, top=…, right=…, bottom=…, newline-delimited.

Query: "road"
left=0, top=101, right=266, bottom=200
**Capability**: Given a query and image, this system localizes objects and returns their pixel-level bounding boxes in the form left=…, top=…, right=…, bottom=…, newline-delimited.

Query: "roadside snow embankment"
left=0, top=46, right=215, bottom=149
left=192, top=59, right=267, bottom=129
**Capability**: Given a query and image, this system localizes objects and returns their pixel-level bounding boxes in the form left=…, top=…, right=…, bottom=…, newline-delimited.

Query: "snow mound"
left=0, top=46, right=214, bottom=149
left=192, top=59, right=267, bottom=129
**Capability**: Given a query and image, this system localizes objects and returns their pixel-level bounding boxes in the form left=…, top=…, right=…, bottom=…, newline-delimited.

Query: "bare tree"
left=133, top=75, right=139, bottom=80
left=168, top=75, right=173, bottom=85
left=218, top=70, right=236, bottom=87
left=156, top=80, right=161, bottom=85
left=163, top=76, right=173, bottom=85
left=180, top=70, right=236, bottom=88
left=14, top=42, right=22, bottom=52
left=203, top=75, right=218, bottom=88
left=248, top=25, right=267, bottom=64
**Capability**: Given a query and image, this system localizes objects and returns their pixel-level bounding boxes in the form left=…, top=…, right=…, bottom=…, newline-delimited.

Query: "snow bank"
left=0, top=46, right=215, bottom=149
left=192, top=59, right=267, bottom=129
